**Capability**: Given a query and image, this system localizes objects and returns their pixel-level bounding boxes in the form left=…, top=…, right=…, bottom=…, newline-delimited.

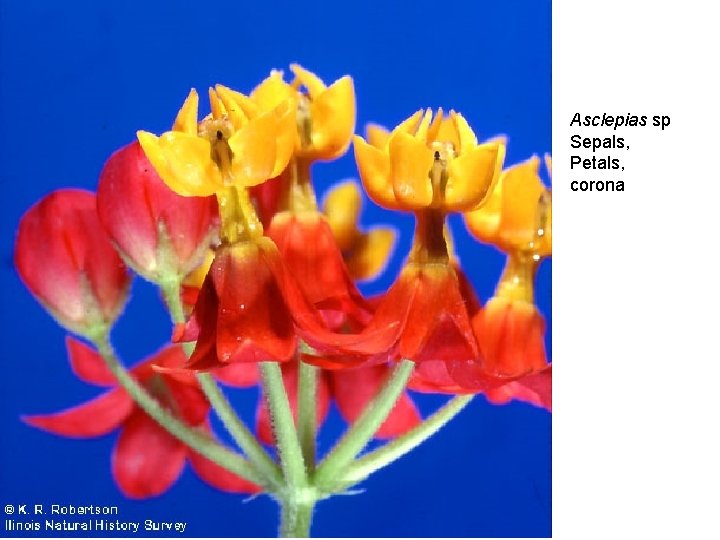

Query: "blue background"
left=0, top=0, right=551, bottom=537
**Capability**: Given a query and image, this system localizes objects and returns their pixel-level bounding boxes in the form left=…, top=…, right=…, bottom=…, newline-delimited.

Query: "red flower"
left=268, top=211, right=373, bottom=329
left=24, top=338, right=259, bottom=498
left=177, top=238, right=308, bottom=369
left=97, top=141, right=219, bottom=283
left=178, top=237, right=399, bottom=370
left=215, top=361, right=420, bottom=443
left=14, top=189, right=131, bottom=337
left=307, top=262, right=480, bottom=370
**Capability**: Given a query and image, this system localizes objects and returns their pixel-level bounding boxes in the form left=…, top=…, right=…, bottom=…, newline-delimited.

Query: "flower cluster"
left=14, top=64, right=551, bottom=518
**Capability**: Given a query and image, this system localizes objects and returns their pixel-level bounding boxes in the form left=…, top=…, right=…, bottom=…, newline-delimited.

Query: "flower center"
left=198, top=117, right=264, bottom=245
left=199, top=117, right=235, bottom=180
left=428, top=141, right=456, bottom=207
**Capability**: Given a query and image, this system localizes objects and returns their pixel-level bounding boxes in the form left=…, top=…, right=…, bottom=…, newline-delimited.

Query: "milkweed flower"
left=24, top=338, right=260, bottom=498
left=138, top=88, right=392, bottom=369
left=228, top=65, right=372, bottom=329
left=96, top=141, right=219, bottom=285
left=14, top=190, right=131, bottom=339
left=137, top=87, right=295, bottom=199
left=453, top=155, right=552, bottom=384
left=341, top=109, right=505, bottom=366
left=248, top=64, right=355, bottom=162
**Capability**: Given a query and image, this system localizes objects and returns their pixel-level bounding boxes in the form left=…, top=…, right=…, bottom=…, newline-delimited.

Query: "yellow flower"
left=464, top=155, right=552, bottom=257
left=322, top=181, right=396, bottom=281
left=246, top=64, right=356, bottom=162
left=137, top=87, right=295, bottom=197
left=353, top=109, right=505, bottom=212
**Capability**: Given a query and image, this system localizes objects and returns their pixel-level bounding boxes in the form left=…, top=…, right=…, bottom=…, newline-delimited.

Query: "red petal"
left=23, top=388, right=133, bottom=437
left=188, top=451, right=261, bottom=494
left=329, top=365, right=420, bottom=439
left=486, top=366, right=552, bottom=410
left=256, top=361, right=330, bottom=445
left=66, top=336, right=116, bottom=386
left=187, top=422, right=261, bottom=493
left=473, top=298, right=548, bottom=377
left=213, top=363, right=260, bottom=387
left=97, top=141, right=218, bottom=277
left=455, top=265, right=482, bottom=319
left=268, top=212, right=372, bottom=328
left=111, top=411, right=187, bottom=498
left=355, top=265, right=479, bottom=363
left=161, top=379, right=209, bottom=426
left=408, top=360, right=471, bottom=394
left=264, top=241, right=396, bottom=356
left=14, top=189, right=130, bottom=328
left=212, top=241, right=297, bottom=363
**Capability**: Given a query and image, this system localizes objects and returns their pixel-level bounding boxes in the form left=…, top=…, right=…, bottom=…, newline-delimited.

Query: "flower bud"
left=96, top=141, right=219, bottom=285
left=15, top=189, right=131, bottom=338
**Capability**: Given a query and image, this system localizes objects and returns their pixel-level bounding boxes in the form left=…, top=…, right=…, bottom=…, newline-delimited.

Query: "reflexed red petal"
left=214, top=242, right=296, bottom=362
left=447, top=359, right=515, bottom=393
left=188, top=450, right=261, bottom=494
left=330, top=365, right=421, bottom=438
left=455, top=265, right=482, bottom=319
left=256, top=362, right=330, bottom=445
left=486, top=366, right=552, bottom=410
left=299, top=352, right=368, bottom=370
left=97, top=141, right=219, bottom=277
left=66, top=336, right=116, bottom=386
left=352, top=264, right=479, bottom=363
left=163, top=379, right=210, bottom=426
left=268, top=212, right=372, bottom=328
left=23, top=388, right=133, bottom=437
left=265, top=242, right=401, bottom=358
left=213, top=363, right=260, bottom=387
left=408, top=360, right=472, bottom=394
left=14, top=189, right=130, bottom=330
left=111, top=411, right=187, bottom=498
left=473, top=298, right=548, bottom=377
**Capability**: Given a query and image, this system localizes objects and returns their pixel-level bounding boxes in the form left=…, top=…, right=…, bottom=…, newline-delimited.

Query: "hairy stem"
left=339, top=395, right=473, bottom=489
left=279, top=495, right=316, bottom=538
left=297, top=359, right=318, bottom=470
left=259, top=362, right=308, bottom=491
left=313, top=360, right=414, bottom=491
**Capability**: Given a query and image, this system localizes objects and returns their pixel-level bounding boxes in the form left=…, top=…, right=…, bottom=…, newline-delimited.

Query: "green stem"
left=196, top=373, right=284, bottom=489
left=92, top=337, right=265, bottom=487
left=339, top=395, right=473, bottom=489
left=297, top=359, right=318, bottom=470
left=259, top=362, right=308, bottom=490
left=160, top=280, right=283, bottom=490
left=279, top=496, right=316, bottom=538
left=313, top=360, right=414, bottom=491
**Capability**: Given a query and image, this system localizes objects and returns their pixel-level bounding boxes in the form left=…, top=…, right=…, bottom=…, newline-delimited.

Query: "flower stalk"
left=338, top=395, right=473, bottom=489
left=313, top=360, right=415, bottom=491
left=297, top=359, right=319, bottom=470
